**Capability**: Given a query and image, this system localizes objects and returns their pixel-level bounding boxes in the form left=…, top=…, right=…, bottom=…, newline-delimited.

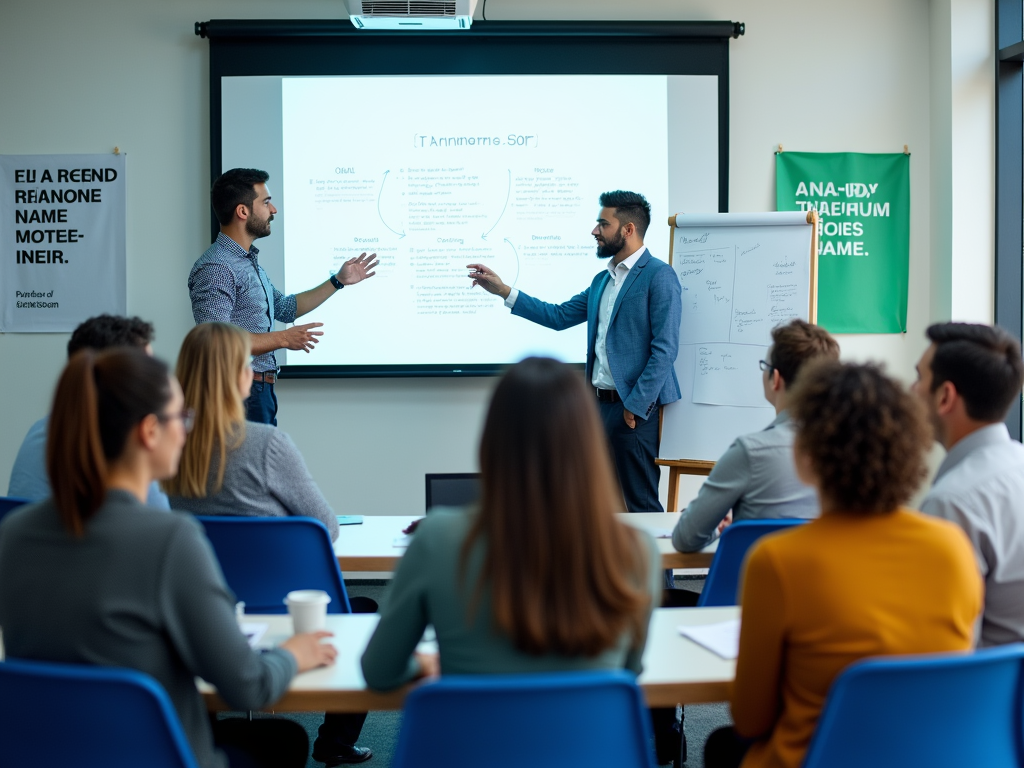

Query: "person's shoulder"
left=895, top=508, right=978, bottom=563
left=0, top=498, right=58, bottom=536
left=190, top=239, right=238, bottom=275
left=412, top=506, right=475, bottom=551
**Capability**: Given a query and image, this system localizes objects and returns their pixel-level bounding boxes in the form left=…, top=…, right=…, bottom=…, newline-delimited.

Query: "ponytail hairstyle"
left=47, top=348, right=172, bottom=536
left=164, top=322, right=249, bottom=498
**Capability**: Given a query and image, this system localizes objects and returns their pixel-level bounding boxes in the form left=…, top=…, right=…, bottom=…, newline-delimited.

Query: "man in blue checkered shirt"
left=189, top=168, right=377, bottom=426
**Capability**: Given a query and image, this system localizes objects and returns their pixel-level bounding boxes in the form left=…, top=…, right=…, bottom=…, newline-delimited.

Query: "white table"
left=333, top=514, right=717, bottom=574
left=201, top=607, right=737, bottom=712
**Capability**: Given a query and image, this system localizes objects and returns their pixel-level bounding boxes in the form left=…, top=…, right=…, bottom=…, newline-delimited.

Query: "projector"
left=346, top=0, right=478, bottom=30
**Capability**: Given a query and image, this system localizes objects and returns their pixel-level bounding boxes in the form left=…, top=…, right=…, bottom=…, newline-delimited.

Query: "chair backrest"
left=392, top=671, right=657, bottom=768
left=0, top=657, right=199, bottom=768
left=425, top=473, right=480, bottom=512
left=698, top=519, right=806, bottom=606
left=195, top=516, right=351, bottom=614
left=802, top=644, right=1024, bottom=768
left=0, top=496, right=31, bottom=522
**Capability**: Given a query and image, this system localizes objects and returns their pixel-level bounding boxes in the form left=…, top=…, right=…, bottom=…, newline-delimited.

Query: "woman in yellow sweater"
left=705, top=361, right=983, bottom=768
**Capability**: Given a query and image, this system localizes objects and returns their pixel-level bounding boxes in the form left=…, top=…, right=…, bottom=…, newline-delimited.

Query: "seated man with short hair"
left=671, top=319, right=839, bottom=553
left=7, top=314, right=170, bottom=510
left=913, top=322, right=1024, bottom=646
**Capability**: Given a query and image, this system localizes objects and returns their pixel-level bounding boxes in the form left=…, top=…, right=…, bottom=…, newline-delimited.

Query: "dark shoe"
left=312, top=744, right=373, bottom=765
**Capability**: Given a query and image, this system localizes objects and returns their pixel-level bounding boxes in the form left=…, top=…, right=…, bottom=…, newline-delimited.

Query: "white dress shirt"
left=920, top=423, right=1024, bottom=646
left=504, top=245, right=645, bottom=391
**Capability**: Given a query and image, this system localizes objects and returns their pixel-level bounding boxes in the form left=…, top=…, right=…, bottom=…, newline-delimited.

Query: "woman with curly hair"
left=705, top=361, right=983, bottom=768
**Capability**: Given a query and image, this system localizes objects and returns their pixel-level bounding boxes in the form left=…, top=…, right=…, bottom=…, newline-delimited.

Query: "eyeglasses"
left=158, top=407, right=195, bottom=434
left=758, top=360, right=775, bottom=374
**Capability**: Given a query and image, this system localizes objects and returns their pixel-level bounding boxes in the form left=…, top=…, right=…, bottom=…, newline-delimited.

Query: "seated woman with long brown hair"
left=705, top=361, right=983, bottom=768
left=361, top=356, right=662, bottom=683
left=0, top=348, right=336, bottom=768
left=165, top=322, right=339, bottom=541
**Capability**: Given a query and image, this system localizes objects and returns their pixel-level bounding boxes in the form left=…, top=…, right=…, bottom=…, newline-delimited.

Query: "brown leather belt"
left=253, top=371, right=277, bottom=384
left=595, top=388, right=621, bottom=404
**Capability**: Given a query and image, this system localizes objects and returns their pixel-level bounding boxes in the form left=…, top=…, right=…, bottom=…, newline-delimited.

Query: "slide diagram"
left=280, top=75, right=670, bottom=367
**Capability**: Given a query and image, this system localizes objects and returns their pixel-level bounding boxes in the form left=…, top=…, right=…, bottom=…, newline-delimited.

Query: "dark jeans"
left=651, top=706, right=685, bottom=766
left=598, top=400, right=672, bottom=587
left=213, top=716, right=308, bottom=768
left=245, top=380, right=278, bottom=426
left=704, top=726, right=754, bottom=768
left=598, top=400, right=664, bottom=513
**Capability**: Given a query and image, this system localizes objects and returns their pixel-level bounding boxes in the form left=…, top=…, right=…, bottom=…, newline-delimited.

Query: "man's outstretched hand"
left=338, top=252, right=380, bottom=286
left=467, top=263, right=511, bottom=299
left=279, top=322, right=324, bottom=352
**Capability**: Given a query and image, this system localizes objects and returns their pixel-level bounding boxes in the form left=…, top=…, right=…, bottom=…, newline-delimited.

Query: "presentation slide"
left=221, top=74, right=720, bottom=373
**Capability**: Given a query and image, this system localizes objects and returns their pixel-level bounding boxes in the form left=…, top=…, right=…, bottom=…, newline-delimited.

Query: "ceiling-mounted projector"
left=346, top=0, right=478, bottom=30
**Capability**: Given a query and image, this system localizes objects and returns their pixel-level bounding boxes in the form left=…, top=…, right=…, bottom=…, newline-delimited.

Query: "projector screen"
left=207, top=22, right=733, bottom=377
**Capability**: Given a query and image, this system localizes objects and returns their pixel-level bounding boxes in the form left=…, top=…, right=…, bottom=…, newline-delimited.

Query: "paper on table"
left=240, top=622, right=268, bottom=648
left=678, top=618, right=740, bottom=660
left=393, top=535, right=412, bottom=548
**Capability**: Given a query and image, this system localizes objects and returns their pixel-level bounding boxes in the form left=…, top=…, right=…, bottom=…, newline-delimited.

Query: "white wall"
left=0, top=0, right=994, bottom=514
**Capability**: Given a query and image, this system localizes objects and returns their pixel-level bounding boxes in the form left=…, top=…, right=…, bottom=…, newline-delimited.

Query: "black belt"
left=595, top=388, right=621, bottom=404
left=253, top=371, right=277, bottom=384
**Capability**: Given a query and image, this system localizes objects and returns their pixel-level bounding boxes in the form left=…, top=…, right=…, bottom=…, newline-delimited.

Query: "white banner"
left=0, top=153, right=126, bottom=332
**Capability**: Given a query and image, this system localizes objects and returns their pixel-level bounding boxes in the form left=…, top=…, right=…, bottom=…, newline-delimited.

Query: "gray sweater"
left=0, top=491, right=297, bottom=768
left=361, top=507, right=664, bottom=691
left=169, top=422, right=340, bottom=542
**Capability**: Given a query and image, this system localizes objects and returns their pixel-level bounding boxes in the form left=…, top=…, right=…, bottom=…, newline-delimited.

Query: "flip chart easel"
left=658, top=210, right=819, bottom=511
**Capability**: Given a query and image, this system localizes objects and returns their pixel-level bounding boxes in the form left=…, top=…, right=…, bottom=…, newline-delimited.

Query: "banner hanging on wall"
left=0, top=153, right=126, bottom=332
left=776, top=151, right=909, bottom=333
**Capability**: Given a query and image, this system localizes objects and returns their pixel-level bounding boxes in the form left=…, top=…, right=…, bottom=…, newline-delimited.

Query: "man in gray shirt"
left=913, top=322, right=1024, bottom=646
left=671, top=319, right=839, bottom=553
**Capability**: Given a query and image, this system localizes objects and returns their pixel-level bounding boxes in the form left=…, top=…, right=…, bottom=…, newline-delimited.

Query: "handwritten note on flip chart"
left=692, top=343, right=769, bottom=408
left=660, top=212, right=813, bottom=461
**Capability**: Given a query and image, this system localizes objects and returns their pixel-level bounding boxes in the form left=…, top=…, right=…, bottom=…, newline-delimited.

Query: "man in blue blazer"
left=468, top=190, right=682, bottom=515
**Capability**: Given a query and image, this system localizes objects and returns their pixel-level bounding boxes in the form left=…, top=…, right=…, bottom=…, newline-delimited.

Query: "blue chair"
left=392, top=671, right=658, bottom=768
left=0, top=657, right=199, bottom=768
left=0, top=495, right=31, bottom=522
left=802, top=644, right=1024, bottom=768
left=195, top=516, right=352, bottom=614
left=698, top=519, right=806, bottom=606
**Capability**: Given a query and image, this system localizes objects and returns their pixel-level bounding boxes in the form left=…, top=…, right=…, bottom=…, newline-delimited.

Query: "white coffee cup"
left=284, top=590, right=332, bottom=634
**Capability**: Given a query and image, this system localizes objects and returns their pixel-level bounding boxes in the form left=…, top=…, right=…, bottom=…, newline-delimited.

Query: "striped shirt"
left=188, top=233, right=297, bottom=373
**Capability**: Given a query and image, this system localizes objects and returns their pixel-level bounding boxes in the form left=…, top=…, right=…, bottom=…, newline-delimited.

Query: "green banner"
left=776, top=152, right=910, bottom=333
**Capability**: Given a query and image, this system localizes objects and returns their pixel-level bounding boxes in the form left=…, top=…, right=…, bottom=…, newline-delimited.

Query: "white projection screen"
left=205, top=21, right=737, bottom=377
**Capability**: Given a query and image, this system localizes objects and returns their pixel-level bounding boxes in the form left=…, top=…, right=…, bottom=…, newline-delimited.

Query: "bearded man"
left=189, top=168, right=377, bottom=425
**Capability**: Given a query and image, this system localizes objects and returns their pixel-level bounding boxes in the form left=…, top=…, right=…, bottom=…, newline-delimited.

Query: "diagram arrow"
left=481, top=169, right=511, bottom=241
left=503, top=237, right=521, bottom=288
left=377, top=170, right=406, bottom=239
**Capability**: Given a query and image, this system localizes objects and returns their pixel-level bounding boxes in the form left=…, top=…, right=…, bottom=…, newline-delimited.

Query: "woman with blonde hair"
left=166, top=322, right=339, bottom=540
left=361, top=356, right=662, bottom=689
left=167, top=322, right=372, bottom=766
left=0, top=347, right=336, bottom=768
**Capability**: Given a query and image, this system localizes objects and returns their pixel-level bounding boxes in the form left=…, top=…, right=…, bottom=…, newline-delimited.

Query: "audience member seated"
left=913, top=322, right=1024, bottom=646
left=165, top=322, right=339, bottom=541
left=704, top=361, right=982, bottom=768
left=671, top=319, right=838, bottom=554
left=165, top=321, right=370, bottom=765
left=0, top=348, right=336, bottom=768
left=360, top=357, right=671, bottom=760
left=7, top=314, right=170, bottom=510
